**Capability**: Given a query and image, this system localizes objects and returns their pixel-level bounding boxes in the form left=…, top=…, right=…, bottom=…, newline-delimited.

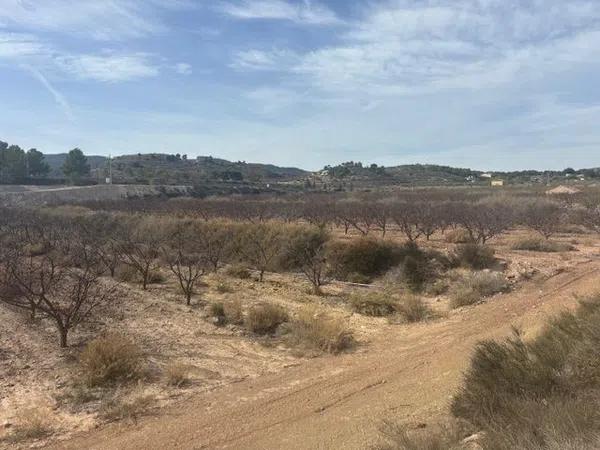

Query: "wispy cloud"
left=55, top=53, right=159, bottom=82
left=0, top=0, right=192, bottom=40
left=0, top=31, right=48, bottom=58
left=234, top=0, right=600, bottom=96
left=0, top=32, right=164, bottom=83
left=218, top=0, right=341, bottom=25
left=24, top=65, right=74, bottom=121
left=174, top=62, right=192, bottom=75
left=230, top=48, right=297, bottom=71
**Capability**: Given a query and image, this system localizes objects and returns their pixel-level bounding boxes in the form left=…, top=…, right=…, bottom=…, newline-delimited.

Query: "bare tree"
left=235, top=223, right=284, bottom=282
left=520, top=200, right=565, bottom=239
left=6, top=233, right=116, bottom=347
left=162, top=220, right=209, bottom=305
left=116, top=217, right=163, bottom=290
left=282, top=227, right=329, bottom=294
left=459, top=199, right=515, bottom=244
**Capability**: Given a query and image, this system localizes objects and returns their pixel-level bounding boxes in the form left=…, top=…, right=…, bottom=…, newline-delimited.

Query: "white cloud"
left=55, top=53, right=159, bottom=82
left=0, top=0, right=191, bottom=40
left=174, top=62, right=192, bottom=75
left=0, top=31, right=48, bottom=57
left=230, top=48, right=297, bottom=71
left=219, top=0, right=341, bottom=25
left=236, top=0, right=600, bottom=95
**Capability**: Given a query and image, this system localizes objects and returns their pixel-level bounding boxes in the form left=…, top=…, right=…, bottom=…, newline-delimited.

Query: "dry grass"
left=5, top=403, right=53, bottom=443
left=224, top=264, right=251, bottom=279
left=444, top=229, right=474, bottom=244
left=215, top=280, right=235, bottom=293
left=164, top=362, right=190, bottom=387
left=245, top=303, right=288, bottom=335
left=349, top=292, right=398, bottom=317
left=449, top=271, right=509, bottom=309
left=80, top=334, right=145, bottom=387
left=451, top=244, right=496, bottom=270
left=287, top=307, right=354, bottom=354
left=224, top=299, right=244, bottom=325
left=99, top=390, right=155, bottom=423
left=374, top=421, right=465, bottom=450
left=396, top=294, right=432, bottom=323
left=511, top=237, right=574, bottom=252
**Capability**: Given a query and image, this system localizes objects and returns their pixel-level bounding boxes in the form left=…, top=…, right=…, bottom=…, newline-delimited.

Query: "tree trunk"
left=58, top=326, right=68, bottom=348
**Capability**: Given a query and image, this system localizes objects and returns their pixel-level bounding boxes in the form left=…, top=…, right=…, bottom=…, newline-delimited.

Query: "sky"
left=1, top=0, right=600, bottom=171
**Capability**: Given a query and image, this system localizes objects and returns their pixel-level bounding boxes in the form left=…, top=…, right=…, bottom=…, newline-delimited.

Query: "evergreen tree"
left=63, top=148, right=90, bottom=182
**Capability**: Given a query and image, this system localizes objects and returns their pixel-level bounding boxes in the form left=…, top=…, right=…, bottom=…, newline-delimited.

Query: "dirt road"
left=51, top=260, right=600, bottom=450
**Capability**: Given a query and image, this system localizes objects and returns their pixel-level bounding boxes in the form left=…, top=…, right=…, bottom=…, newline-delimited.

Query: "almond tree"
left=116, top=217, right=163, bottom=289
left=162, top=221, right=208, bottom=305
left=6, top=233, right=116, bottom=347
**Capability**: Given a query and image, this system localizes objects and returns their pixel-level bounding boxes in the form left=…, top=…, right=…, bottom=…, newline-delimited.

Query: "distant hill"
left=106, top=153, right=308, bottom=185
left=44, top=153, right=107, bottom=178
left=318, top=162, right=600, bottom=188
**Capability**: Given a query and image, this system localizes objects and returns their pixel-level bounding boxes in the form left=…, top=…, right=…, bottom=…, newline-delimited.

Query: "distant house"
left=491, top=179, right=504, bottom=187
left=480, top=173, right=493, bottom=179
left=546, top=185, right=581, bottom=195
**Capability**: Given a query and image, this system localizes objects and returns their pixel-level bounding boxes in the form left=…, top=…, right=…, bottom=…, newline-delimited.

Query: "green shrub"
left=245, top=303, right=288, bottom=335
left=349, top=292, right=398, bottom=316
left=451, top=296, right=600, bottom=448
left=287, top=307, right=354, bottom=354
left=451, top=244, right=496, bottom=270
left=326, top=237, right=404, bottom=282
left=80, top=334, right=145, bottom=387
left=449, top=271, right=509, bottom=308
left=511, top=237, right=574, bottom=252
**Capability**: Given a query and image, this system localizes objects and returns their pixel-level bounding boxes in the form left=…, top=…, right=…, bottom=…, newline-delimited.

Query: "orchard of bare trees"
left=2, top=188, right=599, bottom=350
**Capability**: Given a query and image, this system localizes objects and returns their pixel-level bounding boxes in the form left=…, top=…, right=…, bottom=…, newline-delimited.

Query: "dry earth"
left=2, top=229, right=599, bottom=449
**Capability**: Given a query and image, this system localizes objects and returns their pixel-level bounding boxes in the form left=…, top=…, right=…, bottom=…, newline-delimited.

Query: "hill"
left=43, top=153, right=107, bottom=178
left=107, top=154, right=308, bottom=185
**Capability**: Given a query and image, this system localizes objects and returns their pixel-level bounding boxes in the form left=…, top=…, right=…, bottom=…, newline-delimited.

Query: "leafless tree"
left=235, top=223, right=284, bottom=282
left=162, top=220, right=208, bottom=305
left=520, top=200, right=565, bottom=239
left=5, top=230, right=116, bottom=347
left=116, top=217, right=163, bottom=289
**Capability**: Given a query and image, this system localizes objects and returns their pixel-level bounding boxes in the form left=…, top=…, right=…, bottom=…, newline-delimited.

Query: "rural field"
left=2, top=188, right=600, bottom=449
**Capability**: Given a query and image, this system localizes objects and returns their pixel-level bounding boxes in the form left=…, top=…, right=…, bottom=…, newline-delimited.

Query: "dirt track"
left=50, top=260, right=600, bottom=450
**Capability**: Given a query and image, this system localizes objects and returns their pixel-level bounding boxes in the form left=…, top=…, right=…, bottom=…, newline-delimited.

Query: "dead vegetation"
left=2, top=189, right=600, bottom=446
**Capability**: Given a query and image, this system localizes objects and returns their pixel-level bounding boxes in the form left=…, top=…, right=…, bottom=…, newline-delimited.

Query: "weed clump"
left=245, top=303, right=288, bottom=335
left=449, top=271, right=509, bottom=308
left=451, top=244, right=496, bottom=270
left=511, top=237, right=574, bottom=252
left=451, top=295, right=600, bottom=448
left=287, top=307, right=354, bottom=354
left=349, top=292, right=398, bottom=317
left=80, top=334, right=145, bottom=387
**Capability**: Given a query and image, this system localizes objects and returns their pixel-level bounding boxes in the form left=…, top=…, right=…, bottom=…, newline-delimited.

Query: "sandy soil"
left=2, top=228, right=599, bottom=449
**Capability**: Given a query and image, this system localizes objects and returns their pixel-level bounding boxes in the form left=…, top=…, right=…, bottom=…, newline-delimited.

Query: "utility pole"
left=106, top=154, right=113, bottom=184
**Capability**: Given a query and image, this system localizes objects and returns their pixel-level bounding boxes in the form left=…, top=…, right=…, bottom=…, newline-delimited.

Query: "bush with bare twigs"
left=287, top=307, right=354, bottom=354
left=80, top=334, right=145, bottom=387
left=245, top=303, right=288, bottom=335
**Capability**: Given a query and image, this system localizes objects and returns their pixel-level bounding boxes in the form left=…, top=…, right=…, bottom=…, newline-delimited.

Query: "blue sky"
left=1, top=0, right=600, bottom=171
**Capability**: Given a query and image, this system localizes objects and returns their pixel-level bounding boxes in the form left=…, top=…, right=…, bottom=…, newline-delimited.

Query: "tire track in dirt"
left=50, top=260, right=600, bottom=450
